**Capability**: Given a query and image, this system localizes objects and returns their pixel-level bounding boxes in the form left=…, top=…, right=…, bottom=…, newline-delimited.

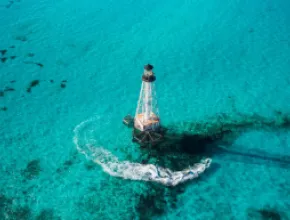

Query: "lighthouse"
left=132, top=64, right=163, bottom=145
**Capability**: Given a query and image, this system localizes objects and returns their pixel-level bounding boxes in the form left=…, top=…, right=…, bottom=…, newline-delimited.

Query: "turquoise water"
left=1, top=0, right=290, bottom=219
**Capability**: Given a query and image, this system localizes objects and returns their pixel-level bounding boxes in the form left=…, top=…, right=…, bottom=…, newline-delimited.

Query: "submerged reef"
left=0, top=85, right=15, bottom=98
left=1, top=107, right=8, bottom=111
left=0, top=194, right=31, bottom=220
left=4, top=87, right=15, bottom=92
left=0, top=49, right=7, bottom=56
left=74, top=110, right=290, bottom=219
left=56, top=150, right=81, bottom=174
left=84, top=160, right=98, bottom=171
left=26, top=80, right=40, bottom=93
left=138, top=110, right=290, bottom=171
left=0, top=41, right=43, bottom=69
left=135, top=182, right=185, bottom=220
left=1, top=57, right=8, bottom=63
left=27, top=53, right=34, bottom=57
left=247, top=206, right=287, bottom=220
left=60, top=81, right=66, bottom=88
left=21, top=159, right=42, bottom=180
left=23, top=61, right=44, bottom=68
left=0, top=47, right=17, bottom=64
left=0, top=194, right=60, bottom=220
left=130, top=110, right=290, bottom=218
left=74, top=109, right=290, bottom=219
left=15, top=36, right=27, bottom=42
left=35, top=209, right=61, bottom=220
left=56, top=159, right=73, bottom=174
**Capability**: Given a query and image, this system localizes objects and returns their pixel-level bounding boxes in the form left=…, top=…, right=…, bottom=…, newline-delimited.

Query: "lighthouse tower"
left=133, top=64, right=163, bottom=145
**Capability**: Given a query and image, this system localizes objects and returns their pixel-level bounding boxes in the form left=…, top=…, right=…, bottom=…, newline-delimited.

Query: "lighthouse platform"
left=132, top=128, right=164, bottom=146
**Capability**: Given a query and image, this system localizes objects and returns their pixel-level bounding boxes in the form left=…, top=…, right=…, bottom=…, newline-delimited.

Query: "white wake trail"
left=73, top=117, right=212, bottom=186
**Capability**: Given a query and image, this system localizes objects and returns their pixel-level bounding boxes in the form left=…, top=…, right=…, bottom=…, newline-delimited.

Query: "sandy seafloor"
left=0, top=0, right=290, bottom=219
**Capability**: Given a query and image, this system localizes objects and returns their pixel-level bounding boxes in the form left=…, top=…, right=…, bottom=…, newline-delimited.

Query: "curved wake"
left=73, top=117, right=212, bottom=186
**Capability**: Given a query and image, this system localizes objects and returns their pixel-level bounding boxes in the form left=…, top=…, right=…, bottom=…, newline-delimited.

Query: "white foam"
left=73, top=116, right=212, bottom=186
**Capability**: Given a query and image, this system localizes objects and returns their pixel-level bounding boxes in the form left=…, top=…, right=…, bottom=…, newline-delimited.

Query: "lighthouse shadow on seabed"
left=120, top=63, right=290, bottom=218
left=123, top=64, right=290, bottom=185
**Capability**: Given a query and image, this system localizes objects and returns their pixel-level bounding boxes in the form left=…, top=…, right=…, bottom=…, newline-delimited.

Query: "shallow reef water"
left=1, top=0, right=290, bottom=219
left=72, top=110, right=290, bottom=219
left=1, top=109, right=290, bottom=219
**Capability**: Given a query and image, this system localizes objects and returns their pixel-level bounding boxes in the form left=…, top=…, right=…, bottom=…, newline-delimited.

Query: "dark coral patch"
left=248, top=207, right=282, bottom=220
left=36, top=209, right=61, bottom=220
left=248, top=28, right=254, bottom=33
left=64, top=160, right=73, bottom=167
left=35, top=62, right=44, bottom=67
left=9, top=206, right=31, bottom=220
left=60, top=80, right=67, bottom=88
left=136, top=190, right=164, bottom=218
left=84, top=161, right=97, bottom=171
left=27, top=80, right=40, bottom=93
left=4, top=87, right=15, bottom=92
left=23, top=61, right=44, bottom=68
left=27, top=53, right=34, bottom=57
left=1, top=57, right=7, bottom=63
left=0, top=194, right=12, bottom=210
left=258, top=208, right=281, bottom=220
left=56, top=159, right=75, bottom=173
left=21, top=159, right=41, bottom=180
left=0, top=194, right=31, bottom=220
left=15, top=36, right=27, bottom=42
left=0, top=49, right=7, bottom=56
